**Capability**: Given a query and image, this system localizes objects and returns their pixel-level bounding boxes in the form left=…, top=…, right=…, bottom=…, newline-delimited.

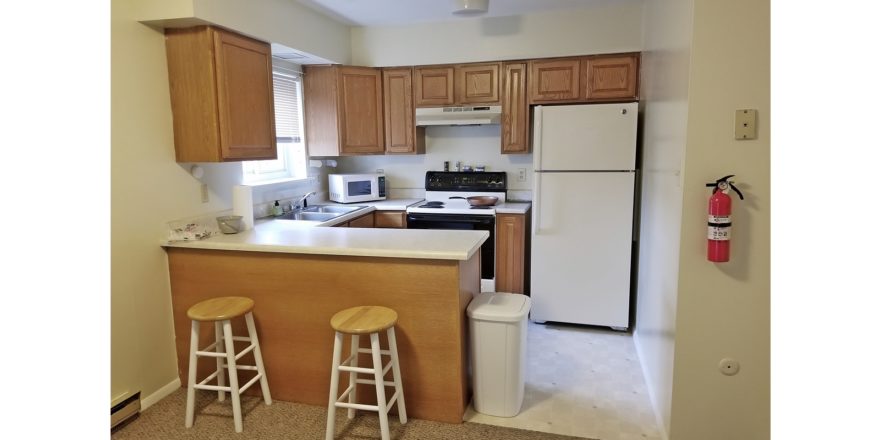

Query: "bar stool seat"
left=325, top=306, right=407, bottom=440
left=185, top=296, right=272, bottom=433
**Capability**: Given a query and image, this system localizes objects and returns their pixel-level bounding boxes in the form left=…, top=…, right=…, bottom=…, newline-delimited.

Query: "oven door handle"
left=407, top=214, right=494, bottom=224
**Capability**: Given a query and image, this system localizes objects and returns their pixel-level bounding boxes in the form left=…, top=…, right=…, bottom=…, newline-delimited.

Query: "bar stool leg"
left=245, top=312, right=273, bottom=405
left=185, top=320, right=200, bottom=428
left=214, top=322, right=226, bottom=402
left=387, top=327, right=407, bottom=424
left=347, top=335, right=359, bottom=419
left=222, top=319, right=243, bottom=433
left=325, top=331, right=344, bottom=440
left=370, top=332, right=391, bottom=440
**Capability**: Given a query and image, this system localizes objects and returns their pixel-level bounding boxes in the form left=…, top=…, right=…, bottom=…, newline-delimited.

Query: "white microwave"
left=328, top=173, right=387, bottom=203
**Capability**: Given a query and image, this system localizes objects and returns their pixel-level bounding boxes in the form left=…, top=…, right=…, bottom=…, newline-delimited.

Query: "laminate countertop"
left=162, top=218, right=488, bottom=261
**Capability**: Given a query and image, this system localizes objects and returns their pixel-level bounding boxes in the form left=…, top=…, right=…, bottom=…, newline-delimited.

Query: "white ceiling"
left=296, top=0, right=619, bottom=27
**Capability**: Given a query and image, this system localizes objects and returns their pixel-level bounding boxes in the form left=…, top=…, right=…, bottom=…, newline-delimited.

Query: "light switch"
left=734, top=109, right=757, bottom=140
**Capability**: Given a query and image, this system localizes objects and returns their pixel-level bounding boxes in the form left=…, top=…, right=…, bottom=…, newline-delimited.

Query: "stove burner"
left=419, top=201, right=445, bottom=208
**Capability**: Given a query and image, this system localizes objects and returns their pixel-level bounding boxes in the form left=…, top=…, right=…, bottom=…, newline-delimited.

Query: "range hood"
left=415, top=105, right=501, bottom=126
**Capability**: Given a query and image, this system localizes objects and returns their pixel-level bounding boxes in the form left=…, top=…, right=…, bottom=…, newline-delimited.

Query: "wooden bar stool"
left=184, top=296, right=272, bottom=433
left=325, top=306, right=407, bottom=440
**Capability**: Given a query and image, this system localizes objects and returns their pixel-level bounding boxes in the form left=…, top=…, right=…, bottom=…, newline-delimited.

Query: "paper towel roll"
left=232, top=185, right=255, bottom=230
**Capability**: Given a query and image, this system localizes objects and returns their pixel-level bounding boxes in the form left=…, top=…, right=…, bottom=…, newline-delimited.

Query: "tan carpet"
left=111, top=389, right=590, bottom=439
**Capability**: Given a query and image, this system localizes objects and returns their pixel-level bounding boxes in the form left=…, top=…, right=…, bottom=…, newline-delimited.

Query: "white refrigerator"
left=530, top=103, right=638, bottom=329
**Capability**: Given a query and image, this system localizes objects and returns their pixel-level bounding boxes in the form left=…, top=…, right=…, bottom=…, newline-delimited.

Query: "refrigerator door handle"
left=533, top=171, right=542, bottom=234
left=533, top=105, right=543, bottom=172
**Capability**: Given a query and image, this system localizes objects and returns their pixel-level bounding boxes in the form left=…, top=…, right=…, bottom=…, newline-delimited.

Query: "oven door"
left=406, top=213, right=495, bottom=280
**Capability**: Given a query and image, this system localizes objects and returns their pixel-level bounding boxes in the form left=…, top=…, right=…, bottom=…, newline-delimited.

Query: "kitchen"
left=106, top=1, right=770, bottom=440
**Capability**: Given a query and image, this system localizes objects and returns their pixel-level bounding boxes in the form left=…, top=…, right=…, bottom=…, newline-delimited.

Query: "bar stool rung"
left=234, top=343, right=256, bottom=361
left=385, top=391, right=399, bottom=412
left=338, top=365, right=375, bottom=374
left=334, top=401, right=380, bottom=411
left=237, top=373, right=263, bottom=394
left=357, top=348, right=391, bottom=356
left=356, top=378, right=396, bottom=387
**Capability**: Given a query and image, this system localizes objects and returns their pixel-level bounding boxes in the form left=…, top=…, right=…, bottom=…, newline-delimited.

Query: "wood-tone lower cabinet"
left=165, top=26, right=277, bottom=162
left=501, top=62, right=529, bottom=154
left=374, top=211, right=407, bottom=229
left=348, top=212, right=375, bottom=228
left=304, top=65, right=385, bottom=156
left=383, top=68, right=425, bottom=154
left=582, top=54, right=640, bottom=101
left=495, top=212, right=530, bottom=294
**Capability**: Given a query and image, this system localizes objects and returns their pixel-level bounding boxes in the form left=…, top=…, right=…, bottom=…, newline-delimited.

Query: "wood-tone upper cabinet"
left=528, top=58, right=581, bottom=104
left=456, top=63, right=500, bottom=104
left=304, top=65, right=385, bottom=156
left=165, top=26, right=277, bottom=162
left=383, top=68, right=426, bottom=154
left=414, top=67, right=455, bottom=107
left=374, top=211, right=407, bottom=229
left=582, top=54, right=640, bottom=101
left=414, top=63, right=500, bottom=107
left=501, top=62, right=529, bottom=154
left=495, top=212, right=530, bottom=294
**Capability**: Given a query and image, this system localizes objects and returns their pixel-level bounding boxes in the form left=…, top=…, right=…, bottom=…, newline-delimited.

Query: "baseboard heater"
left=111, top=392, right=140, bottom=430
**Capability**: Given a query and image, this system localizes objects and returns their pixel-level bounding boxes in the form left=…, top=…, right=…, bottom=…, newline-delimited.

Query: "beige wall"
left=634, top=0, right=693, bottom=433
left=669, top=0, right=771, bottom=437
left=339, top=2, right=646, bottom=197
left=351, top=1, right=644, bottom=66
left=111, top=0, right=350, bottom=406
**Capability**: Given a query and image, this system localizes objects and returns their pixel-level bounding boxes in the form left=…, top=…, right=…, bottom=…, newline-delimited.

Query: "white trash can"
left=467, top=292, right=531, bottom=417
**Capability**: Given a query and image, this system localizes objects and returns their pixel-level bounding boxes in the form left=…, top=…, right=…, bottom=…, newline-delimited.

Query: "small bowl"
left=216, top=215, right=244, bottom=234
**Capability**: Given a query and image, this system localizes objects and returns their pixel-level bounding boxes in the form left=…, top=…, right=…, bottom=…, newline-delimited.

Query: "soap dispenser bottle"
left=272, top=200, right=283, bottom=216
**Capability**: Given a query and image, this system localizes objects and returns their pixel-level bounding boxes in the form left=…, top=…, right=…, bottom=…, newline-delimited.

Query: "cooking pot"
left=450, top=196, right=498, bottom=207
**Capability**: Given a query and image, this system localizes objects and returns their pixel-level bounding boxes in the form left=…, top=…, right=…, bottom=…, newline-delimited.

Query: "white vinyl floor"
left=464, top=321, right=662, bottom=440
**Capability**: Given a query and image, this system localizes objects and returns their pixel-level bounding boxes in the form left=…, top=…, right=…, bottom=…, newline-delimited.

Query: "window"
left=242, top=61, right=307, bottom=183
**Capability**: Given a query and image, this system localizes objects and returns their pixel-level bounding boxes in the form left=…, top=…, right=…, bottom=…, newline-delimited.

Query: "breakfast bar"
left=162, top=220, right=487, bottom=424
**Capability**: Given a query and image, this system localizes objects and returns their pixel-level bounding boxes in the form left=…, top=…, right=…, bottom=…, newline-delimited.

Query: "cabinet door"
left=528, top=58, right=581, bottom=104
left=338, top=67, right=385, bottom=155
left=212, top=28, right=277, bottom=161
left=501, top=62, right=529, bottom=154
left=414, top=67, right=455, bottom=107
left=495, top=213, right=526, bottom=294
left=348, top=212, right=375, bottom=228
left=374, top=211, right=407, bottom=228
left=582, top=54, right=639, bottom=101
left=383, top=68, right=425, bottom=154
left=456, top=63, right=500, bottom=104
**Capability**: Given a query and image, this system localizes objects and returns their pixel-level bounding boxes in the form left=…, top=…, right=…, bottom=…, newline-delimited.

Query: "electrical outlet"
left=200, top=183, right=209, bottom=203
left=518, top=168, right=527, bottom=182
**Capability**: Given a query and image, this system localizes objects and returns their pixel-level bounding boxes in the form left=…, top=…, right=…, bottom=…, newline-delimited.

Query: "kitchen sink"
left=277, top=211, right=339, bottom=222
left=275, top=204, right=368, bottom=223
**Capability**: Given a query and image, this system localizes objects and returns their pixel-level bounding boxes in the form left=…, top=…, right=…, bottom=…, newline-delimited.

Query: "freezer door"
left=530, top=172, right=635, bottom=327
left=534, top=103, right=637, bottom=171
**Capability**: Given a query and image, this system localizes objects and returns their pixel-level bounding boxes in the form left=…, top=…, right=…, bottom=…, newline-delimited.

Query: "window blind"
left=273, top=72, right=302, bottom=143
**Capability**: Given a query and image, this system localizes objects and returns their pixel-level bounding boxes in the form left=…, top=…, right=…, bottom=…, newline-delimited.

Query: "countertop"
left=313, top=198, right=424, bottom=211
left=162, top=218, right=488, bottom=261
left=494, top=202, right=531, bottom=214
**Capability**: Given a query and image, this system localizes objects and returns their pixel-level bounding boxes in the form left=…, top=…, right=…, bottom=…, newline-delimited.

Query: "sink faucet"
left=294, top=191, right=317, bottom=209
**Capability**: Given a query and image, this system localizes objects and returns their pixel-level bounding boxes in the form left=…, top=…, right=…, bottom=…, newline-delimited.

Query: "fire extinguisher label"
left=708, top=226, right=731, bottom=240
left=708, top=215, right=730, bottom=224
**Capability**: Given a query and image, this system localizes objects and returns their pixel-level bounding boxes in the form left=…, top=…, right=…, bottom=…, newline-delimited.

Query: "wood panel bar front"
left=166, top=247, right=479, bottom=424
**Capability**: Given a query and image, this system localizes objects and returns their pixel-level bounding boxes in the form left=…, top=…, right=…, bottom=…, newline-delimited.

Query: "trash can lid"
left=467, top=292, right=532, bottom=322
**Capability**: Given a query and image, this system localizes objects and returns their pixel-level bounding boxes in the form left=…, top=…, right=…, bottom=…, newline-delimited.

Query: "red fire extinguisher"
left=706, top=175, right=744, bottom=262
